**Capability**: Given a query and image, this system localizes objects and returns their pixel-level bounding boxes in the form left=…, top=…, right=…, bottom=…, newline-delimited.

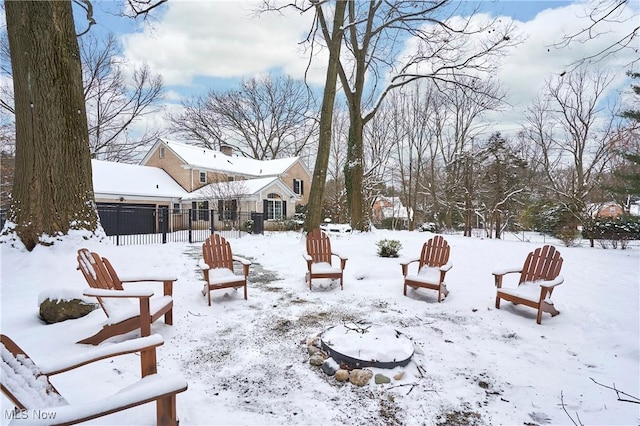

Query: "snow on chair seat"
left=76, top=248, right=177, bottom=345
left=1, top=334, right=187, bottom=426
left=199, top=234, right=251, bottom=305
left=401, top=236, right=453, bottom=302
left=493, top=245, right=564, bottom=324
left=304, top=229, right=348, bottom=291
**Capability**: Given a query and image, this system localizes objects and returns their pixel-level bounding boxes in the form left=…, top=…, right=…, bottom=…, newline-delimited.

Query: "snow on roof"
left=161, top=140, right=299, bottom=177
left=92, top=160, right=187, bottom=199
left=182, top=176, right=296, bottom=201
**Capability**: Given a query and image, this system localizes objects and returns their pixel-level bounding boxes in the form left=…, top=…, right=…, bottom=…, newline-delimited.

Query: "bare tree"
left=265, top=0, right=516, bottom=231
left=302, top=0, right=347, bottom=231
left=431, top=78, right=505, bottom=231
left=169, top=74, right=318, bottom=160
left=363, top=98, right=396, bottom=224
left=386, top=84, right=436, bottom=231
left=323, top=107, right=349, bottom=222
left=553, top=0, right=639, bottom=67
left=523, top=66, right=619, bottom=246
left=328, top=1, right=517, bottom=230
left=81, top=33, right=164, bottom=162
left=200, top=179, right=250, bottom=229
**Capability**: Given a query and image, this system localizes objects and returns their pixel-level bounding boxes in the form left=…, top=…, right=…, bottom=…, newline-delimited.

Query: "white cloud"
left=120, top=1, right=320, bottom=88
left=483, top=1, right=638, bottom=134
left=116, top=0, right=637, bottom=137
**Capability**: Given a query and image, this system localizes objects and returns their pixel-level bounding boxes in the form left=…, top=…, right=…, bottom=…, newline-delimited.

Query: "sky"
left=0, top=1, right=636, bottom=144
left=1, top=229, right=638, bottom=424
left=70, top=0, right=639, bottom=140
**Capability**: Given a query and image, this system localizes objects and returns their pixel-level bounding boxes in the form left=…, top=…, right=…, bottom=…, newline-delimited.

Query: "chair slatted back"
left=520, top=245, right=563, bottom=284
left=77, top=248, right=123, bottom=291
left=306, top=229, right=332, bottom=264
left=202, top=234, right=234, bottom=270
left=419, top=235, right=450, bottom=269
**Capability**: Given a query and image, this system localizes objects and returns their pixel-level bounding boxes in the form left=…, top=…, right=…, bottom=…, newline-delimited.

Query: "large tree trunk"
left=304, top=1, right=347, bottom=233
left=344, top=113, right=366, bottom=231
left=5, top=1, right=99, bottom=250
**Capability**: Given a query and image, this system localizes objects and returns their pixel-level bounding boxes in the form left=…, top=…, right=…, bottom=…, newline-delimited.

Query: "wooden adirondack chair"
left=76, top=248, right=177, bottom=345
left=1, top=334, right=187, bottom=426
left=493, top=245, right=564, bottom=324
left=303, top=228, right=348, bottom=291
left=400, top=235, right=453, bottom=302
left=198, top=234, right=251, bottom=305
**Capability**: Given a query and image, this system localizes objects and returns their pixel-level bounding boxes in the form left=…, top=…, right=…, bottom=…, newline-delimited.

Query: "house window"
left=173, top=203, right=180, bottom=214
left=609, top=206, right=616, bottom=215
left=191, top=201, right=209, bottom=221
left=218, top=199, right=238, bottom=221
left=264, top=193, right=287, bottom=220
left=199, top=171, right=207, bottom=184
left=159, top=147, right=165, bottom=159
left=293, top=179, right=304, bottom=195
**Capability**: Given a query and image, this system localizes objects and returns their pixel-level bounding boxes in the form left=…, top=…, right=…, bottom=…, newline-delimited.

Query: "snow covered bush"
left=376, top=239, right=402, bottom=257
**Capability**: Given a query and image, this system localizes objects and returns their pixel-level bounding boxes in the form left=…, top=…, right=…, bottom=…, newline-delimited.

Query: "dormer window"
left=199, top=171, right=207, bottom=184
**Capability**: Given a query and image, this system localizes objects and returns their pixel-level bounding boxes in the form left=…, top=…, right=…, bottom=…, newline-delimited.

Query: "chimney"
left=220, top=144, right=233, bottom=156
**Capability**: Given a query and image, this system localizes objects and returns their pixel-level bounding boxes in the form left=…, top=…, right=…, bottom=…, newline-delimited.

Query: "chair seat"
left=406, top=266, right=441, bottom=285
left=310, top=262, right=342, bottom=275
left=497, top=281, right=553, bottom=304
left=104, top=295, right=173, bottom=325
left=207, top=268, right=245, bottom=286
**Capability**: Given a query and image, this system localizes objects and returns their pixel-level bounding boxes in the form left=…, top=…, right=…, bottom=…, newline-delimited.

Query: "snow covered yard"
left=1, top=230, right=638, bottom=425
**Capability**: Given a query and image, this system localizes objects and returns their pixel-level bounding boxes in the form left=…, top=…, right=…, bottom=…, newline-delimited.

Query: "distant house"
left=372, top=196, right=410, bottom=226
left=589, top=202, right=625, bottom=218
left=92, top=139, right=312, bottom=232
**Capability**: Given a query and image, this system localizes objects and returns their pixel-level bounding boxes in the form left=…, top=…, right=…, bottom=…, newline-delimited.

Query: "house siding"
left=284, top=161, right=310, bottom=206
left=144, top=144, right=194, bottom=191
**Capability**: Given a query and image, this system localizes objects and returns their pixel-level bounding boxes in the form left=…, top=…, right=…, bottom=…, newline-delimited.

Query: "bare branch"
left=552, top=0, right=639, bottom=67
left=73, top=0, right=96, bottom=37
left=590, top=377, right=640, bottom=404
left=560, top=391, right=584, bottom=426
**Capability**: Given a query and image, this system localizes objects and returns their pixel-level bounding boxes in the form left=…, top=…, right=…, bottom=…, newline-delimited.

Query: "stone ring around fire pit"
left=320, top=323, right=414, bottom=369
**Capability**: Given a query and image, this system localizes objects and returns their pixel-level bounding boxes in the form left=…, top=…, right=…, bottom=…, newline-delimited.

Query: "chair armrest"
left=399, top=258, right=420, bottom=276
left=440, top=261, right=453, bottom=272
left=198, top=258, right=210, bottom=270
left=83, top=288, right=154, bottom=298
left=118, top=274, right=177, bottom=283
left=331, top=250, right=348, bottom=260
left=39, top=335, right=164, bottom=376
left=539, top=275, right=564, bottom=289
left=233, top=256, right=251, bottom=277
left=302, top=253, right=312, bottom=262
left=492, top=266, right=522, bottom=289
left=11, top=374, right=188, bottom=425
left=233, top=255, right=251, bottom=266
left=399, top=258, right=420, bottom=267
left=492, top=266, right=522, bottom=276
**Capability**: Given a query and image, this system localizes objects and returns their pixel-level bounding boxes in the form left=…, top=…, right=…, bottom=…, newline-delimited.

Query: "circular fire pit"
left=320, top=323, right=414, bottom=369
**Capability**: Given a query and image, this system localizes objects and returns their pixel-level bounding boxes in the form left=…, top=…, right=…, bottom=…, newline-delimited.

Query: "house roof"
left=147, top=140, right=302, bottom=178
left=182, top=177, right=298, bottom=201
left=92, top=160, right=187, bottom=199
